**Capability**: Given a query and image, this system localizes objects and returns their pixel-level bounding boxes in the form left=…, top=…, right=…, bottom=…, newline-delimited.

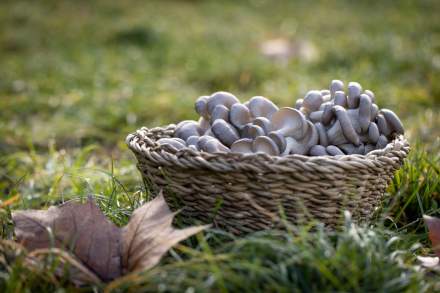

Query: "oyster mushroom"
left=230, top=103, right=252, bottom=130
left=197, top=135, right=215, bottom=150
left=253, top=136, right=280, bottom=156
left=370, top=104, right=379, bottom=121
left=339, top=143, right=365, bottom=155
left=271, top=107, right=308, bottom=140
left=175, top=120, right=200, bottom=141
left=321, top=103, right=334, bottom=126
left=326, top=145, right=344, bottom=156
left=364, top=144, right=376, bottom=154
left=321, top=89, right=331, bottom=97
left=315, top=122, right=328, bottom=146
left=253, top=117, right=272, bottom=134
left=358, top=94, right=372, bottom=132
left=368, top=122, right=380, bottom=144
left=195, top=96, right=209, bottom=118
left=309, top=110, right=323, bottom=123
left=211, top=120, right=240, bottom=147
left=248, top=96, right=279, bottom=119
left=376, top=114, right=392, bottom=136
left=207, top=91, right=240, bottom=114
left=334, top=105, right=360, bottom=145
left=302, top=90, right=323, bottom=112
left=330, top=80, right=344, bottom=97
left=202, top=139, right=230, bottom=153
left=347, top=82, right=362, bottom=109
left=376, top=135, right=389, bottom=149
left=186, top=135, right=200, bottom=147
left=210, top=104, right=230, bottom=123
left=319, top=101, right=332, bottom=111
left=241, top=124, right=265, bottom=139
left=334, top=91, right=347, bottom=107
left=230, top=138, right=253, bottom=154
left=157, top=138, right=187, bottom=151
left=327, top=120, right=349, bottom=146
left=295, top=99, right=303, bottom=110
left=198, top=117, right=210, bottom=133
left=309, top=145, right=328, bottom=156
left=364, top=90, right=375, bottom=103
left=268, top=131, right=287, bottom=153
left=380, top=109, right=404, bottom=134
left=284, top=121, right=318, bottom=155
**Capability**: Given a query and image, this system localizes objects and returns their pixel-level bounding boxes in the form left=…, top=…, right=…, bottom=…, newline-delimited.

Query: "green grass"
left=0, top=0, right=439, bottom=291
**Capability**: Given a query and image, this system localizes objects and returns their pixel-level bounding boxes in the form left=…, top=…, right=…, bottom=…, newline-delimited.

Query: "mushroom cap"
left=175, top=120, right=200, bottom=141
left=319, top=101, right=332, bottom=111
left=210, top=104, right=230, bottom=124
left=284, top=137, right=307, bottom=155
left=207, top=91, right=240, bottom=114
left=370, top=103, right=379, bottom=121
left=376, top=114, right=392, bottom=136
left=241, top=124, right=265, bottom=139
left=303, top=90, right=323, bottom=112
left=364, top=90, right=375, bottom=103
left=253, top=117, right=272, bottom=134
left=230, top=138, right=254, bottom=154
left=346, top=109, right=362, bottom=134
left=309, top=145, right=328, bottom=156
left=198, top=117, right=210, bottom=133
left=327, top=120, right=349, bottom=146
left=157, top=138, right=187, bottom=151
left=211, top=119, right=240, bottom=147
left=347, top=82, right=362, bottom=108
left=358, top=94, right=372, bottom=132
left=186, top=135, right=200, bottom=147
left=364, top=144, right=376, bottom=154
left=380, top=109, right=404, bottom=134
left=309, top=110, right=323, bottom=123
left=302, top=120, right=319, bottom=151
left=203, top=139, right=230, bottom=153
left=271, top=107, right=308, bottom=139
left=330, top=80, right=344, bottom=97
left=197, top=135, right=215, bottom=150
left=339, top=143, right=365, bottom=155
left=326, top=145, right=344, bottom=156
left=268, top=131, right=287, bottom=153
left=321, top=103, right=335, bottom=126
left=376, top=135, right=389, bottom=149
left=315, top=122, right=328, bottom=146
left=248, top=96, right=279, bottom=119
left=253, top=136, right=280, bottom=156
left=334, top=91, right=347, bottom=107
left=195, top=96, right=209, bottom=118
left=230, top=103, right=252, bottom=129
left=294, top=99, right=303, bottom=110
left=321, top=89, right=331, bottom=97
left=368, top=122, right=380, bottom=144
left=334, top=106, right=360, bottom=145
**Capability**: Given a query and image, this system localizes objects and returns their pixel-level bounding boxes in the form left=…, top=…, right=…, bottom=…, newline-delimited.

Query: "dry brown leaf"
left=12, top=198, right=122, bottom=281
left=424, top=215, right=440, bottom=258
left=122, top=191, right=208, bottom=272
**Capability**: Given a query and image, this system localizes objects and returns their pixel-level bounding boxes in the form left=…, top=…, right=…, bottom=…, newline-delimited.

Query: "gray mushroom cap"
left=370, top=104, right=379, bottom=121
left=327, top=120, right=349, bottom=146
left=241, top=124, right=265, bottom=139
left=326, top=145, right=344, bottom=156
left=376, top=114, right=392, bottom=136
left=376, top=135, right=389, bottom=149
left=358, top=94, right=372, bottom=132
left=230, top=138, right=253, bottom=154
left=309, top=110, right=323, bottom=123
left=203, top=139, right=230, bottom=153
left=175, top=120, right=200, bottom=141
left=268, top=131, right=287, bottom=153
left=271, top=107, right=308, bottom=140
left=380, top=109, right=404, bottom=134
left=253, top=117, right=272, bottom=134
left=230, top=103, right=252, bottom=130
left=210, top=104, right=230, bottom=123
left=248, top=96, right=279, bottom=119
left=339, top=143, right=365, bottom=155
left=302, top=90, right=324, bottom=112
left=309, top=145, right=328, bottom=156
left=207, top=91, right=240, bottom=114
left=315, top=122, right=328, bottom=146
left=253, top=136, right=280, bottom=156
left=283, top=137, right=307, bottom=155
left=157, top=138, right=187, bottom=151
left=347, top=82, right=362, bottom=109
left=334, top=91, right=347, bottom=107
left=186, top=135, right=200, bottom=147
left=197, top=135, right=215, bottom=150
left=334, top=105, right=360, bottom=145
left=198, top=117, right=210, bottom=133
left=368, top=122, right=380, bottom=144
left=211, top=120, right=240, bottom=147
left=330, top=80, right=344, bottom=97
left=294, top=99, right=303, bottom=110
left=364, top=90, right=375, bottom=103
left=195, top=96, right=209, bottom=118
left=321, top=103, right=335, bottom=126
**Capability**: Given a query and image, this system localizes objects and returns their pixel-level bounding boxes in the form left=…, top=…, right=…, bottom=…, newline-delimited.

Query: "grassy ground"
left=0, top=0, right=439, bottom=291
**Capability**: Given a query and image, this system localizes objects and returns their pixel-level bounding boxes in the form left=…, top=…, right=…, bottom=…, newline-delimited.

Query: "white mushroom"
left=248, top=96, right=279, bottom=119
left=230, top=138, right=253, bottom=154
left=358, top=94, right=372, bottom=132
left=211, top=120, right=240, bottom=147
left=195, top=96, right=209, bottom=118
left=330, top=80, right=344, bottom=97
left=210, top=104, right=230, bottom=123
left=302, top=90, right=323, bottom=112
left=368, top=122, right=380, bottom=144
left=334, top=105, right=360, bottom=145
left=271, top=107, right=308, bottom=140
left=309, top=145, right=328, bottom=156
left=207, top=91, right=240, bottom=114
left=380, top=109, right=404, bottom=134
left=230, top=103, right=252, bottom=130
left=347, top=82, right=362, bottom=109
left=175, top=120, right=200, bottom=141
left=315, top=122, right=328, bottom=146
left=253, top=117, right=272, bottom=134
left=241, top=124, right=265, bottom=139
left=326, top=145, right=344, bottom=156
left=376, top=114, right=392, bottom=136
left=253, top=136, right=280, bottom=156
left=334, top=91, right=347, bottom=107
left=157, top=138, right=187, bottom=151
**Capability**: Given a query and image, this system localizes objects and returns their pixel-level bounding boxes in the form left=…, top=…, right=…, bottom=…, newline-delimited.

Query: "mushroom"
left=319, top=101, right=332, bottom=111
left=334, top=91, right=347, bottom=107
left=195, top=96, right=209, bottom=119
left=376, top=114, right=392, bottom=136
left=327, top=120, right=349, bottom=145
left=322, top=94, right=332, bottom=103
left=248, top=96, right=279, bottom=119
left=198, top=117, right=210, bottom=133
left=309, top=145, right=328, bottom=156
left=230, top=103, right=252, bottom=130
left=302, top=90, right=323, bottom=112
left=370, top=104, right=379, bottom=121
left=368, top=122, right=380, bottom=144
left=333, top=105, right=360, bottom=145
left=309, top=110, right=323, bottom=123
left=380, top=109, right=404, bottom=134
left=186, top=135, right=200, bottom=147
left=321, top=89, right=331, bottom=97
left=230, top=138, right=253, bottom=154
left=347, top=109, right=362, bottom=134
left=295, top=99, right=303, bottom=110
left=268, top=131, right=287, bottom=153
left=315, top=122, right=328, bottom=146
left=326, top=145, right=344, bottom=156
left=202, top=139, right=230, bottom=153
left=284, top=121, right=318, bottom=155
left=330, top=80, right=344, bottom=97
left=175, top=120, right=200, bottom=141
left=271, top=107, right=308, bottom=140
left=321, top=103, right=334, bottom=126
left=364, top=144, right=376, bottom=154
left=157, top=138, right=187, bottom=151
left=241, top=124, right=265, bottom=139
left=253, top=136, right=280, bottom=156
left=197, top=135, right=215, bottom=150
left=253, top=117, right=272, bottom=134
left=211, top=120, right=240, bottom=147
left=364, top=90, right=375, bottom=103
left=376, top=135, right=389, bottom=149
left=347, top=82, right=362, bottom=109
left=210, top=104, right=230, bottom=123
left=207, top=91, right=240, bottom=114
left=358, top=94, right=372, bottom=132
left=339, top=143, right=365, bottom=155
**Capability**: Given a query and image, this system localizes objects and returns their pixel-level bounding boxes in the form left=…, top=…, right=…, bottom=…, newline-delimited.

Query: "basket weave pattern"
left=127, top=124, right=410, bottom=234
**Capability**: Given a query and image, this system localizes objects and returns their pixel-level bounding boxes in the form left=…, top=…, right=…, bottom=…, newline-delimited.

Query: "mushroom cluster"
left=158, top=80, right=404, bottom=156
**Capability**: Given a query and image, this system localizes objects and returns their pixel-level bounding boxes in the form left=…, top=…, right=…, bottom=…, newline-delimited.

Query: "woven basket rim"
left=126, top=124, right=410, bottom=173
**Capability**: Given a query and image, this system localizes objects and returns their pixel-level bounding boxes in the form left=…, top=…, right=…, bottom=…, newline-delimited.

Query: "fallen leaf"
left=424, top=215, right=440, bottom=257
left=122, top=191, right=208, bottom=272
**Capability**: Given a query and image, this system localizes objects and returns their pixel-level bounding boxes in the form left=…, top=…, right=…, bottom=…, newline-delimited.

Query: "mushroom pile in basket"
left=158, top=80, right=404, bottom=156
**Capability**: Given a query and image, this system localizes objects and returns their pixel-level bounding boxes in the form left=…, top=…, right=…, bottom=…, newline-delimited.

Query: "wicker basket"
left=126, top=124, right=410, bottom=234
